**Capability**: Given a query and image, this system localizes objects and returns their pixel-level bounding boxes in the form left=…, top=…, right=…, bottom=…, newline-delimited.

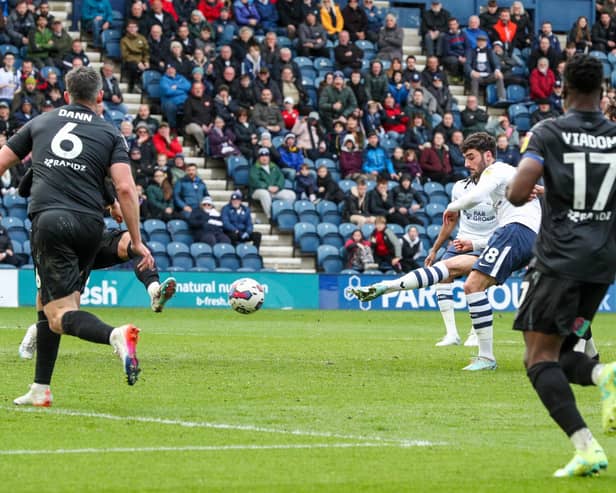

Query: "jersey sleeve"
left=5, top=121, right=33, bottom=160
left=447, top=168, right=500, bottom=212
left=520, top=122, right=548, bottom=165
left=109, top=132, right=130, bottom=166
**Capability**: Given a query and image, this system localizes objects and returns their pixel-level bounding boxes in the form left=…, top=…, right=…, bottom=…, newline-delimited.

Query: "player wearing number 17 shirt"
left=507, top=55, right=616, bottom=478
left=0, top=66, right=154, bottom=407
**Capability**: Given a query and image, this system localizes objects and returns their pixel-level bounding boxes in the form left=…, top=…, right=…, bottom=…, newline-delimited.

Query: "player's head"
left=65, top=66, right=103, bottom=106
left=461, top=132, right=496, bottom=181
left=563, top=54, right=603, bottom=107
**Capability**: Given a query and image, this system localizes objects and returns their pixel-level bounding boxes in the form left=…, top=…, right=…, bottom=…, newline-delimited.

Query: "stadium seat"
left=148, top=241, right=170, bottom=270
left=338, top=179, right=356, bottom=194
left=226, top=155, right=249, bottom=175
left=313, top=57, right=333, bottom=72
left=485, top=84, right=498, bottom=106
left=277, top=36, right=293, bottom=49
left=272, top=135, right=284, bottom=148
left=236, top=243, right=263, bottom=270
left=508, top=103, right=530, bottom=123
left=167, top=242, right=194, bottom=270
left=294, top=200, right=320, bottom=225
left=213, top=243, right=240, bottom=270
left=190, top=242, right=216, bottom=269
left=361, top=223, right=375, bottom=239
left=363, top=269, right=381, bottom=275
left=300, top=66, right=318, bottom=80
left=388, top=223, right=404, bottom=238
left=338, top=222, right=357, bottom=241
left=144, top=219, right=171, bottom=245
left=107, top=109, right=125, bottom=128
left=315, top=158, right=337, bottom=171
left=0, top=44, right=19, bottom=56
left=2, top=216, right=28, bottom=243
left=405, top=224, right=426, bottom=236
left=190, top=267, right=210, bottom=272
left=426, top=224, right=441, bottom=242
left=40, top=66, right=61, bottom=79
left=423, top=182, right=445, bottom=195
left=340, top=268, right=360, bottom=274
left=414, top=211, right=430, bottom=226
left=294, top=56, right=313, bottom=68
left=317, top=222, right=343, bottom=248
left=272, top=200, right=298, bottom=231
left=294, top=222, right=319, bottom=253
left=236, top=267, right=256, bottom=273
left=317, top=244, right=343, bottom=273
left=104, top=217, right=120, bottom=230
left=316, top=200, right=341, bottom=225
left=101, top=29, right=122, bottom=46
left=3, top=194, right=27, bottom=220
left=167, top=219, right=192, bottom=245
left=506, top=84, right=528, bottom=103
left=444, top=182, right=455, bottom=198
left=355, top=40, right=375, bottom=52
left=428, top=191, right=450, bottom=206
left=425, top=203, right=446, bottom=220
left=142, top=70, right=161, bottom=89
left=105, top=41, right=121, bottom=60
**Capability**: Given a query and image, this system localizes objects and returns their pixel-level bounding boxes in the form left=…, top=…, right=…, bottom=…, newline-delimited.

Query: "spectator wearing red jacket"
left=159, top=0, right=179, bottom=21
left=382, top=93, right=408, bottom=136
left=529, top=57, right=556, bottom=101
left=491, top=9, right=517, bottom=54
left=419, top=132, right=454, bottom=184
left=198, top=0, right=225, bottom=22
left=152, top=122, right=183, bottom=159
left=281, top=97, right=299, bottom=130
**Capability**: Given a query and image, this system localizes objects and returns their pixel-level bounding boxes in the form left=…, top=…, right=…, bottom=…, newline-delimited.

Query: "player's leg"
left=18, top=323, right=37, bottom=360
left=434, top=282, right=461, bottom=346
left=514, top=272, right=608, bottom=476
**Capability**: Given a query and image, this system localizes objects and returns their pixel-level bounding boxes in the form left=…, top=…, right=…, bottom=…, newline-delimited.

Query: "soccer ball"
left=228, top=277, right=265, bottom=314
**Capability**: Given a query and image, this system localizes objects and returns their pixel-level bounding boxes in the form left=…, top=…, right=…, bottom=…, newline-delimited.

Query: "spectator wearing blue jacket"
left=174, top=163, right=209, bottom=217
left=160, top=64, right=191, bottom=130
left=495, top=134, right=520, bottom=167
left=234, top=0, right=260, bottom=28
left=255, top=0, right=280, bottom=34
left=81, top=0, right=113, bottom=47
left=363, top=132, right=397, bottom=180
left=221, top=191, right=262, bottom=248
left=213, top=8, right=239, bottom=46
left=441, top=18, right=470, bottom=78
left=278, top=132, right=305, bottom=174
left=463, top=15, right=491, bottom=50
left=363, top=0, right=384, bottom=43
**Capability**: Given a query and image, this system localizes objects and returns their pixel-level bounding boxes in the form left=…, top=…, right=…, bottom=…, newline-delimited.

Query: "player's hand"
left=131, top=242, right=154, bottom=271
left=453, top=239, right=473, bottom=252
left=528, top=184, right=544, bottom=201
left=110, top=200, right=123, bottom=223
left=424, top=250, right=436, bottom=267
left=443, top=209, right=457, bottom=225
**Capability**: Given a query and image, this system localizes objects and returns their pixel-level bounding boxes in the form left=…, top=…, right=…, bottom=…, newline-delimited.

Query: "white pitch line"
left=0, top=442, right=409, bottom=456
left=2, top=406, right=442, bottom=447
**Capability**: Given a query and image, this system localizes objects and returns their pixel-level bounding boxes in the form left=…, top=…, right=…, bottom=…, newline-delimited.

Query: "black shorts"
left=92, top=229, right=125, bottom=270
left=31, top=210, right=104, bottom=305
left=513, top=268, right=609, bottom=337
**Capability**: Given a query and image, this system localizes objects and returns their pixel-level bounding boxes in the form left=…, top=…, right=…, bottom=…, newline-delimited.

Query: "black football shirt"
left=523, top=109, right=616, bottom=283
left=7, top=104, right=130, bottom=218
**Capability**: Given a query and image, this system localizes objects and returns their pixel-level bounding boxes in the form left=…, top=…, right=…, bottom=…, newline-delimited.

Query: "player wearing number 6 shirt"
left=507, top=55, right=616, bottom=478
left=0, top=66, right=154, bottom=408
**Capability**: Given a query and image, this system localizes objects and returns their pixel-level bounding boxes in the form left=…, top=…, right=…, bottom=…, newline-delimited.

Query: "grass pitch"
left=1, top=307, right=616, bottom=492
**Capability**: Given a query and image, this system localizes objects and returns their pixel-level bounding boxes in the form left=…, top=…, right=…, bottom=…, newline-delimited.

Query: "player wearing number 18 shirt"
left=0, top=67, right=154, bottom=407
left=507, top=55, right=616, bottom=478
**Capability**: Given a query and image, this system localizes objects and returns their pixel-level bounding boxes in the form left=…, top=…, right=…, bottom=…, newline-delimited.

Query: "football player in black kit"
left=507, top=55, right=616, bottom=477
left=0, top=66, right=154, bottom=406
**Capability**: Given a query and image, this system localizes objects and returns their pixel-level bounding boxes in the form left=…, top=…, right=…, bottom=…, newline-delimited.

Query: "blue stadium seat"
left=508, top=103, right=530, bottom=123
left=213, top=243, right=240, bottom=270
left=294, top=200, right=319, bottom=225
left=317, top=244, right=343, bottom=273
left=272, top=200, right=298, bottom=231
left=142, top=70, right=161, bottom=89
left=294, top=56, right=313, bottom=68
left=405, top=224, right=426, bottom=236
left=277, top=36, right=293, bottom=49
left=294, top=222, right=319, bottom=253
left=167, top=219, right=189, bottom=234
left=316, top=200, right=340, bottom=225
left=144, top=219, right=171, bottom=245
left=361, top=223, right=375, bottom=239
left=338, top=222, right=357, bottom=241
left=444, top=182, right=454, bottom=198
left=101, top=29, right=122, bottom=46
left=272, top=135, right=284, bottom=148
left=423, top=182, right=445, bottom=195
left=40, top=65, right=61, bottom=79
left=169, top=242, right=194, bottom=269
left=315, top=158, right=337, bottom=171
left=338, top=179, right=356, bottom=194
left=0, top=44, right=19, bottom=56
left=4, top=194, right=27, bottom=220
left=317, top=222, right=343, bottom=248
left=428, top=191, right=450, bottom=206
left=506, top=84, right=528, bottom=103
left=313, top=57, right=333, bottom=72
left=190, top=242, right=215, bottom=268
left=105, top=41, right=121, bottom=60
left=226, top=155, right=249, bottom=175
left=425, top=203, right=446, bottom=220
left=388, top=223, right=404, bottom=238
left=300, top=66, right=318, bottom=80
left=190, top=267, right=210, bottom=272
left=107, top=109, right=125, bottom=127
left=236, top=243, right=263, bottom=270
left=515, top=114, right=532, bottom=133
left=104, top=217, right=120, bottom=230
left=301, top=76, right=315, bottom=89
left=148, top=241, right=170, bottom=270
left=236, top=267, right=256, bottom=273
left=355, top=40, right=375, bottom=52
left=340, top=268, right=360, bottom=274
left=426, top=224, right=441, bottom=242
left=485, top=84, right=498, bottom=106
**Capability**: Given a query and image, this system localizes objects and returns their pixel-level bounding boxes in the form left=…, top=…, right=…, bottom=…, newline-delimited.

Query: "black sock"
left=128, top=241, right=159, bottom=289
left=527, top=361, right=587, bottom=436
left=34, top=316, right=60, bottom=385
left=559, top=351, right=599, bottom=386
left=61, top=311, right=114, bottom=345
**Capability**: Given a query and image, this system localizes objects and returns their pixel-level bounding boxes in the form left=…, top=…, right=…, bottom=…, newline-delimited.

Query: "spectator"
left=382, top=92, right=408, bottom=140
left=134, top=104, right=160, bottom=135
left=183, top=81, right=214, bottom=152
left=12, top=76, right=43, bottom=113
left=222, top=191, right=262, bottom=248
left=254, top=66, right=282, bottom=106
left=531, top=98, right=560, bottom=125
left=298, top=11, right=329, bottom=58
left=129, top=146, right=156, bottom=188
left=402, top=113, right=432, bottom=152
left=377, top=13, right=403, bottom=61
left=27, top=13, right=53, bottom=68
left=61, top=39, right=90, bottom=73
left=402, top=148, right=423, bottom=180
left=189, top=196, right=232, bottom=245
left=121, top=19, right=150, bottom=93
left=81, top=0, right=112, bottom=47
left=190, top=11, right=214, bottom=45
left=279, top=132, right=304, bottom=175
left=233, top=108, right=259, bottom=162
left=568, top=15, right=592, bottom=53
left=277, top=0, right=303, bottom=38
left=344, top=229, right=378, bottom=272
left=48, top=19, right=72, bottom=69
left=292, top=112, right=325, bottom=155
left=402, top=55, right=420, bottom=83
left=363, top=131, right=397, bottom=180
left=170, top=153, right=188, bottom=182
left=419, top=131, right=455, bottom=184
left=491, top=8, right=517, bottom=55
left=100, top=61, right=128, bottom=114
left=464, top=14, right=490, bottom=50
left=369, top=216, right=401, bottom=272
left=341, top=0, right=368, bottom=42
left=0, top=215, right=24, bottom=267
left=147, top=24, right=166, bottom=73
left=213, top=7, right=238, bottom=45
left=529, top=57, right=556, bottom=101
left=272, top=47, right=302, bottom=84
left=129, top=0, right=149, bottom=36
left=528, top=36, right=559, bottom=73
left=406, top=78, right=437, bottom=124
left=334, top=30, right=364, bottom=76
left=479, top=0, right=499, bottom=31
left=441, top=17, right=469, bottom=79
left=252, top=87, right=285, bottom=136
left=390, top=173, right=425, bottom=227
left=363, top=100, right=384, bottom=137
left=420, top=0, right=450, bottom=57
left=258, top=131, right=282, bottom=166
left=232, top=26, right=258, bottom=64
left=339, top=133, right=364, bottom=179
left=234, top=0, right=260, bottom=28
left=319, top=71, right=358, bottom=131
left=120, top=121, right=135, bottom=149
left=421, top=55, right=449, bottom=88
left=165, top=40, right=193, bottom=79
left=495, top=133, right=520, bottom=166
left=534, top=21, right=561, bottom=55
left=510, top=1, right=533, bottom=51
left=549, top=79, right=564, bottom=114
left=175, top=1, right=199, bottom=24
left=300, top=0, right=320, bottom=20
left=448, top=130, right=466, bottom=175
left=491, top=40, right=526, bottom=86
left=388, top=70, right=408, bottom=107
left=343, top=178, right=375, bottom=225
left=461, top=95, right=488, bottom=136
left=294, top=163, right=317, bottom=201
left=281, top=97, right=299, bottom=130
left=434, top=112, right=457, bottom=142
left=7, top=1, right=35, bottom=48
left=146, top=0, right=178, bottom=39
left=426, top=74, right=455, bottom=116
left=591, top=12, right=616, bottom=53
left=13, top=97, right=38, bottom=127
left=213, top=45, right=241, bottom=79
left=153, top=122, right=184, bottom=159
left=133, top=122, right=157, bottom=166
left=486, top=114, right=519, bottom=147
left=255, top=0, right=279, bottom=34
left=400, top=226, right=423, bottom=272
left=249, top=147, right=296, bottom=219
left=320, top=0, right=344, bottom=38
left=363, top=0, right=383, bottom=43
left=348, top=70, right=368, bottom=111
left=199, top=0, right=225, bottom=22
left=365, top=60, right=389, bottom=104
left=316, top=165, right=345, bottom=203
left=366, top=177, right=396, bottom=223
left=465, top=33, right=505, bottom=102
left=208, top=115, right=241, bottom=158
left=160, top=63, right=191, bottom=130
left=0, top=53, right=19, bottom=105
left=174, top=162, right=209, bottom=216
left=242, top=44, right=262, bottom=80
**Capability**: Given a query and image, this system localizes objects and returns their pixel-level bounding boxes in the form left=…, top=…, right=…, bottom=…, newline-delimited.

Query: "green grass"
left=1, top=307, right=616, bottom=492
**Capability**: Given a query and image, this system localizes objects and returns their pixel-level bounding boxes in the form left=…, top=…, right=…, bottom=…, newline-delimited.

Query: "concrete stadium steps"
left=262, top=256, right=315, bottom=272
left=49, top=1, right=72, bottom=11
left=261, top=234, right=292, bottom=247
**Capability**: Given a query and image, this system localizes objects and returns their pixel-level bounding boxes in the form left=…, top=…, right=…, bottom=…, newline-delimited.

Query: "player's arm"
left=425, top=212, right=458, bottom=266
left=109, top=162, right=153, bottom=271
left=446, top=171, right=498, bottom=214
left=506, top=155, right=544, bottom=206
left=0, top=145, right=22, bottom=175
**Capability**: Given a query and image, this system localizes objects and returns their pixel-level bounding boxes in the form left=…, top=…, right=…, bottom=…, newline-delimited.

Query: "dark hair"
left=65, top=66, right=102, bottom=104
left=564, top=55, right=603, bottom=95
left=377, top=177, right=388, bottom=186
left=461, top=132, right=496, bottom=155
left=356, top=178, right=367, bottom=186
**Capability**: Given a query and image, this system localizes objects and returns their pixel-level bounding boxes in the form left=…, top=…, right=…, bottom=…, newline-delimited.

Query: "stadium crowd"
left=0, top=0, right=609, bottom=272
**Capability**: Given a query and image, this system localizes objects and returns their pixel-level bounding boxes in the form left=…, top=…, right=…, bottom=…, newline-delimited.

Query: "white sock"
left=466, top=291, right=494, bottom=361
left=591, top=364, right=605, bottom=385
left=147, top=281, right=160, bottom=299
left=436, top=283, right=458, bottom=339
left=382, top=262, right=450, bottom=291
left=570, top=428, right=594, bottom=452
left=585, top=337, right=598, bottom=359
left=31, top=383, right=50, bottom=392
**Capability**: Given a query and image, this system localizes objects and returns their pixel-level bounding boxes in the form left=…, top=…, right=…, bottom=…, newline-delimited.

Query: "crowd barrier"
left=2, top=271, right=615, bottom=313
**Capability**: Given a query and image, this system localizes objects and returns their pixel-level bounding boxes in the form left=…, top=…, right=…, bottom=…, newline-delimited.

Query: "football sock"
left=129, top=242, right=160, bottom=289
left=381, top=262, right=449, bottom=291
left=436, top=283, right=458, bottom=339
left=527, top=361, right=587, bottom=437
left=570, top=428, right=595, bottom=452
left=147, top=281, right=161, bottom=299
left=559, top=350, right=599, bottom=386
left=34, top=311, right=60, bottom=386
left=466, top=291, right=494, bottom=360
left=61, top=311, right=114, bottom=345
